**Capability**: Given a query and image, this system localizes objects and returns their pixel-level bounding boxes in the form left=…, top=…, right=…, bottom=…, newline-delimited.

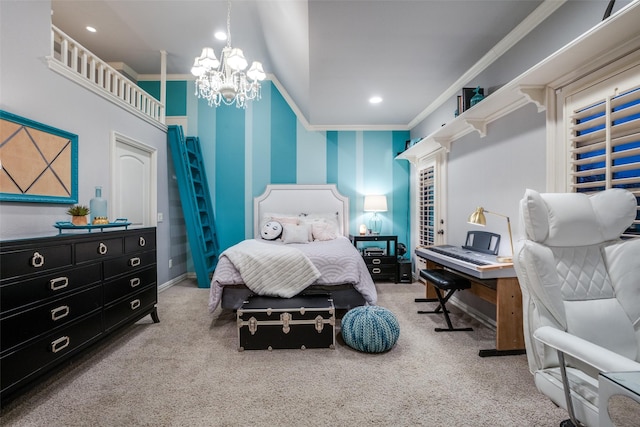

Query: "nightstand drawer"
left=368, top=265, right=397, bottom=278
left=364, top=256, right=396, bottom=267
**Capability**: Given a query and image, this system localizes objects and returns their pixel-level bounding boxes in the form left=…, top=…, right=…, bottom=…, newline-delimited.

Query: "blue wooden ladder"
left=167, top=125, right=219, bottom=288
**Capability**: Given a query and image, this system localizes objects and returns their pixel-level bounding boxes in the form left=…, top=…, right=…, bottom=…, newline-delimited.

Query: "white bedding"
left=208, top=236, right=377, bottom=312
left=222, top=239, right=321, bottom=298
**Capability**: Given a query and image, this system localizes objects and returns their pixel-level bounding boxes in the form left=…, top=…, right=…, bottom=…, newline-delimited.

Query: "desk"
left=416, top=247, right=525, bottom=357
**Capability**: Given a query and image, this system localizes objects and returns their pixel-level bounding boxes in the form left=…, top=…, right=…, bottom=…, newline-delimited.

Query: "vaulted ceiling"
left=51, top=0, right=549, bottom=129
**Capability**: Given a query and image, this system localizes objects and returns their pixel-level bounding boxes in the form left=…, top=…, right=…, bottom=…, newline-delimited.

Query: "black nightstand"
left=349, top=235, right=398, bottom=282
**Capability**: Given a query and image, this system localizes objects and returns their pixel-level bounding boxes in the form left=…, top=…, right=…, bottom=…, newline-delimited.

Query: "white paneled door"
left=111, top=132, right=157, bottom=227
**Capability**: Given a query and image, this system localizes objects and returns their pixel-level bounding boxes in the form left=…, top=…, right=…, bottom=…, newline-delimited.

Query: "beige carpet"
left=1, top=280, right=571, bottom=426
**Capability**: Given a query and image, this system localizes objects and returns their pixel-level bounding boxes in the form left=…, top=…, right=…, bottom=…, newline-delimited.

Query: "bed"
left=208, top=184, right=377, bottom=312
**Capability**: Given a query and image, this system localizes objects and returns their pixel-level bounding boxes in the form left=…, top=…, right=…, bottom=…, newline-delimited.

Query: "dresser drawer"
left=1, top=263, right=101, bottom=314
left=1, top=284, right=102, bottom=353
left=124, top=230, right=156, bottom=253
left=103, top=251, right=156, bottom=280
left=0, top=243, right=73, bottom=281
left=104, top=286, right=157, bottom=332
left=103, top=266, right=156, bottom=305
left=0, top=312, right=102, bottom=396
left=75, top=236, right=124, bottom=264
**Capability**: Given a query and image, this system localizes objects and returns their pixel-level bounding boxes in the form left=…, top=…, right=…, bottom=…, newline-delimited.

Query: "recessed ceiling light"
left=214, top=31, right=227, bottom=41
left=369, top=96, right=383, bottom=104
left=86, top=26, right=97, bottom=33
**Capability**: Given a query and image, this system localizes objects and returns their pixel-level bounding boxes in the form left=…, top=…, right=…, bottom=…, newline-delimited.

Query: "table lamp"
left=364, top=195, right=387, bottom=235
left=468, top=207, right=514, bottom=263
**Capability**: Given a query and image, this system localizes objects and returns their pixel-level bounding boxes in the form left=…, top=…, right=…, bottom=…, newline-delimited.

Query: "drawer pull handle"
left=130, top=277, right=141, bottom=288
left=50, top=276, right=69, bottom=291
left=50, top=336, right=70, bottom=353
left=31, top=251, right=45, bottom=268
left=372, top=268, right=381, bottom=274
left=129, top=257, right=141, bottom=267
left=51, top=305, right=70, bottom=321
left=130, top=299, right=141, bottom=310
left=139, top=237, right=146, bottom=247
left=372, top=258, right=381, bottom=265
left=98, top=242, right=108, bottom=255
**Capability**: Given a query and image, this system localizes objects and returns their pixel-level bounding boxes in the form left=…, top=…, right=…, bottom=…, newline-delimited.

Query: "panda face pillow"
left=261, top=221, right=283, bottom=240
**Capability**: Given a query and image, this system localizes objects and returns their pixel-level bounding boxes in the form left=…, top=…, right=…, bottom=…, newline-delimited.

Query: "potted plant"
left=66, top=205, right=90, bottom=226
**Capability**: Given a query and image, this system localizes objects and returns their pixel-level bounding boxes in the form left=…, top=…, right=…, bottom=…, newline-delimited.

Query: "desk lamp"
left=364, top=195, right=387, bottom=235
left=468, top=207, right=514, bottom=263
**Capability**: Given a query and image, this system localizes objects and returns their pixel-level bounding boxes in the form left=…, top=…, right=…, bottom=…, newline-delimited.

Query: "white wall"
left=0, top=1, right=177, bottom=285
left=446, top=104, right=546, bottom=253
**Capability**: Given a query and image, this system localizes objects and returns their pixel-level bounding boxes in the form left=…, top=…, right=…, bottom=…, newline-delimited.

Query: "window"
left=566, top=67, right=640, bottom=237
left=418, top=165, right=435, bottom=246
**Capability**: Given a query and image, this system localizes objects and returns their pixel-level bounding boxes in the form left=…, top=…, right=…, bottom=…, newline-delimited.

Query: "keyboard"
left=428, top=246, right=492, bottom=266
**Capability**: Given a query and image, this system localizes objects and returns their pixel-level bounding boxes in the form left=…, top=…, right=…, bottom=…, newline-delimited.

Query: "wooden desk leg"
left=478, top=277, right=526, bottom=357
left=415, top=260, right=438, bottom=304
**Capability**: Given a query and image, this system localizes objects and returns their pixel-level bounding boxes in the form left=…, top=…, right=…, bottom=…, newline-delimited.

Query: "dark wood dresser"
left=0, top=227, right=158, bottom=403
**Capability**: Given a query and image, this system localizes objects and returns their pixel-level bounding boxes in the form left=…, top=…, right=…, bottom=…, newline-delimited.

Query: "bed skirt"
left=221, top=283, right=367, bottom=311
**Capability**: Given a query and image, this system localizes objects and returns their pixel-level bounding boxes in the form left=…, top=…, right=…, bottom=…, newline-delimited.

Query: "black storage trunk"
left=237, top=295, right=335, bottom=351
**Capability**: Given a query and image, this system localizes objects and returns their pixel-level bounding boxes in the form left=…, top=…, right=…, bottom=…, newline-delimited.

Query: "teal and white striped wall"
left=142, top=80, right=410, bottom=253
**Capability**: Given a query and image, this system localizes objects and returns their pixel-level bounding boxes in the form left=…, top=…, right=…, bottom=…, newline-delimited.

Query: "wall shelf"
left=397, top=1, right=640, bottom=165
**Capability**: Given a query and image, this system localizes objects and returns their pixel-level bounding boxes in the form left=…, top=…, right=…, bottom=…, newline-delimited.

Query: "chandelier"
left=191, top=0, right=266, bottom=108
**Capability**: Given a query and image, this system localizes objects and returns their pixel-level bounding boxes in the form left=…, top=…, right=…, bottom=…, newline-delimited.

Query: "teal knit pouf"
left=341, top=305, right=400, bottom=353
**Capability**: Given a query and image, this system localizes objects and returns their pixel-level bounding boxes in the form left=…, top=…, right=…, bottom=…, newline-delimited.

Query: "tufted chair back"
left=514, top=188, right=640, bottom=426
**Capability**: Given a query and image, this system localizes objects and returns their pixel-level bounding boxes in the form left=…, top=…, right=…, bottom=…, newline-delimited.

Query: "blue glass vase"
left=90, top=186, right=107, bottom=224
left=470, top=86, right=484, bottom=107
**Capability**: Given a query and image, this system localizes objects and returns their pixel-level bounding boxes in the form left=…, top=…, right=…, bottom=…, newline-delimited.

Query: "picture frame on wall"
left=0, top=110, right=78, bottom=203
left=461, top=87, right=484, bottom=112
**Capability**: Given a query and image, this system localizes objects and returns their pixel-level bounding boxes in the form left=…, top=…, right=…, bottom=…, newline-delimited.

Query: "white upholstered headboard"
left=254, top=184, right=350, bottom=238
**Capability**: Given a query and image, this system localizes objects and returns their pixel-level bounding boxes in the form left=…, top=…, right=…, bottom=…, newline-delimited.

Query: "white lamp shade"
left=226, top=48, right=248, bottom=71
left=199, top=47, right=220, bottom=69
left=247, top=61, right=266, bottom=81
left=364, top=195, right=387, bottom=212
left=191, top=58, right=205, bottom=76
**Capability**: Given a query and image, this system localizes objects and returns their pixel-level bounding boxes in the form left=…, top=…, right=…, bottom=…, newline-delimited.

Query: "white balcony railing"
left=48, top=25, right=165, bottom=128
